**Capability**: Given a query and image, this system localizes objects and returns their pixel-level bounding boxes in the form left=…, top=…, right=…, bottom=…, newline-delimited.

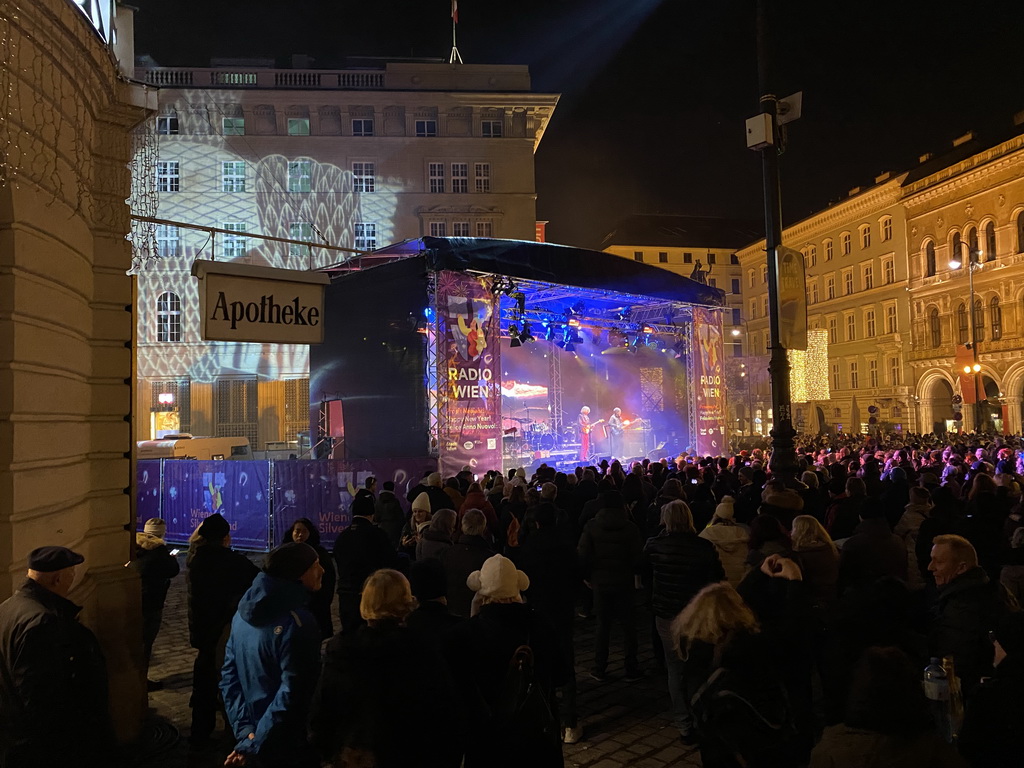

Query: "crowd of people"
left=3, top=431, right=1024, bottom=767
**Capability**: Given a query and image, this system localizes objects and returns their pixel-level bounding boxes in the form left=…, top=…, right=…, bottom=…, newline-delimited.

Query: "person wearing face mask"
left=220, top=542, right=326, bottom=768
left=0, top=546, right=116, bottom=768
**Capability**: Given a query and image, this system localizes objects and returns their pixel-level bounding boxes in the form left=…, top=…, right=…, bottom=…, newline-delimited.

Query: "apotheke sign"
left=191, top=260, right=329, bottom=344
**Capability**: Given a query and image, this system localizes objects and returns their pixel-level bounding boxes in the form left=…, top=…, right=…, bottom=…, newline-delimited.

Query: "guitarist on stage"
left=578, top=406, right=592, bottom=463
left=607, top=407, right=624, bottom=460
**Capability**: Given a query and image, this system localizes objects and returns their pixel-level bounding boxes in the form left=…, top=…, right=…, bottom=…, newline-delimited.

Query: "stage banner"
left=435, top=270, right=503, bottom=477
left=136, top=460, right=272, bottom=550
left=693, top=308, right=727, bottom=456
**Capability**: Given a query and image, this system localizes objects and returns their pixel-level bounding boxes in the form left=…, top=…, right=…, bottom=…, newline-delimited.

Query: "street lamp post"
left=948, top=241, right=983, bottom=431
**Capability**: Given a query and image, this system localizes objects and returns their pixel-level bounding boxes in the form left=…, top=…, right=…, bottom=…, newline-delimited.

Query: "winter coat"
left=311, top=621, right=463, bottom=768
left=416, top=528, right=453, bottom=562
left=699, top=521, right=750, bottom=587
left=838, top=517, right=907, bottom=594
left=578, top=506, right=644, bottom=590
left=793, top=543, right=839, bottom=610
left=894, top=502, right=930, bottom=590
left=809, top=724, right=966, bottom=768
left=130, top=533, right=180, bottom=613
left=958, top=654, right=1024, bottom=768
left=333, top=516, right=395, bottom=594
left=444, top=602, right=568, bottom=768
left=374, top=491, right=405, bottom=549
left=220, top=573, right=322, bottom=767
left=187, top=541, right=259, bottom=649
left=282, top=518, right=337, bottom=639
left=930, top=566, right=1013, bottom=695
left=441, top=534, right=494, bottom=618
left=458, top=492, right=499, bottom=539
left=826, top=495, right=866, bottom=541
left=517, top=526, right=580, bottom=627
left=0, top=579, right=115, bottom=768
left=643, top=531, right=725, bottom=619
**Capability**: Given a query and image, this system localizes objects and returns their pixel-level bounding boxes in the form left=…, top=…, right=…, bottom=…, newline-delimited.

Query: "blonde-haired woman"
left=791, top=515, right=839, bottom=610
left=310, top=569, right=462, bottom=768
left=672, top=580, right=794, bottom=768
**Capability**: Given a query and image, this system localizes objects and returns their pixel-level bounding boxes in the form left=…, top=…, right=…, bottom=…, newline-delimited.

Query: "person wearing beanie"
left=838, top=506, right=907, bottom=595
left=374, top=480, right=406, bottom=550
left=698, top=496, right=750, bottom=586
left=284, top=518, right=337, bottom=639
left=0, top=546, right=116, bottom=768
left=332, top=493, right=396, bottom=635
left=442, top=509, right=495, bottom=618
left=406, top=558, right=463, bottom=637
left=186, top=513, right=259, bottom=746
left=445, top=554, right=569, bottom=766
left=129, top=517, right=181, bottom=690
left=220, top=543, right=324, bottom=768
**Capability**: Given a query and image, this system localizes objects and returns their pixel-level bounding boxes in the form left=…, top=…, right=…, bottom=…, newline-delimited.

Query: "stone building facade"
left=131, top=62, right=559, bottom=449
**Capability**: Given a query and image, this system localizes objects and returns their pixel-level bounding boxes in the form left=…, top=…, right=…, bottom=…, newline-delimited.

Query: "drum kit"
left=502, top=407, right=575, bottom=457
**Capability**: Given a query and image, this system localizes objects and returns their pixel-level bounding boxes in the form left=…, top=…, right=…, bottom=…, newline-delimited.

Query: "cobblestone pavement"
left=129, top=554, right=702, bottom=767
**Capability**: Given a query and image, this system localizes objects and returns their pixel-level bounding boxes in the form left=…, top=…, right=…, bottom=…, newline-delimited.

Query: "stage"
left=311, top=237, right=728, bottom=475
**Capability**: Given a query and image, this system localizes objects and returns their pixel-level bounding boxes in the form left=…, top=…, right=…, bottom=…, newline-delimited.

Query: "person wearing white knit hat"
left=699, top=496, right=750, bottom=586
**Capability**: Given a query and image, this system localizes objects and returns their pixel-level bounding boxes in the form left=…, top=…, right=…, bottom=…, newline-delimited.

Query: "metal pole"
left=967, top=255, right=981, bottom=431
left=756, top=0, right=797, bottom=473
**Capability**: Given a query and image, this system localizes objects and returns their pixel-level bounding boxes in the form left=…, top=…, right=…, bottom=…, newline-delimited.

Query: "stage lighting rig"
left=509, top=324, right=522, bottom=348
left=490, top=276, right=516, bottom=296
left=520, top=321, right=535, bottom=343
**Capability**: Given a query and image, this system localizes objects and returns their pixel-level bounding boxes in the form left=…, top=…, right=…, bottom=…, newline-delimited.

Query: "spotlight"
left=545, top=323, right=558, bottom=342
left=567, top=317, right=581, bottom=328
left=511, top=291, right=526, bottom=316
left=509, top=324, right=521, bottom=348
left=520, top=322, right=535, bottom=343
left=641, top=324, right=654, bottom=334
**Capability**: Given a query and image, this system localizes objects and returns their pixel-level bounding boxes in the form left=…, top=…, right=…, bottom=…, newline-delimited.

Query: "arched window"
left=967, top=227, right=979, bottom=261
left=929, top=308, right=941, bottom=348
left=984, top=221, right=996, bottom=260
left=991, top=297, right=1002, bottom=340
left=974, top=298, right=985, bottom=342
left=957, top=303, right=969, bottom=345
left=951, top=231, right=963, bottom=265
left=156, top=292, right=182, bottom=342
left=1017, top=211, right=1024, bottom=254
left=925, top=241, right=936, bottom=277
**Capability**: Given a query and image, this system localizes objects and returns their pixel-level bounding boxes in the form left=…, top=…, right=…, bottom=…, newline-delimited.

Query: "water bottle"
left=923, top=657, right=951, bottom=742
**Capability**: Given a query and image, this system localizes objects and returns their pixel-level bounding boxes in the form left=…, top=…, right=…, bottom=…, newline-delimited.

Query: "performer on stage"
left=578, top=406, right=591, bottom=463
left=607, top=407, right=624, bottom=459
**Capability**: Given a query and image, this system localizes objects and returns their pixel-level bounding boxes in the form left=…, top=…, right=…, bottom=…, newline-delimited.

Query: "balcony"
left=136, top=67, right=387, bottom=90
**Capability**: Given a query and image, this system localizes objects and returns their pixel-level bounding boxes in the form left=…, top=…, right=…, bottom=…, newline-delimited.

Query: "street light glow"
left=949, top=257, right=962, bottom=269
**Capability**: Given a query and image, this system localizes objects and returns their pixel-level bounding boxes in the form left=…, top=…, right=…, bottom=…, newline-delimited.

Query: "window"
left=881, top=216, right=893, bottom=242
left=929, top=308, right=941, bottom=348
left=973, top=298, right=985, bottom=342
left=732, top=309, right=741, bottom=326
left=222, top=117, right=245, bottom=135
left=481, top=120, right=502, bottom=137
left=810, top=282, right=819, bottom=304
left=750, top=299, right=758, bottom=319
left=824, top=239, right=834, bottom=261
left=885, top=305, right=898, bottom=334
left=925, top=241, right=936, bottom=277
left=288, top=161, right=311, bottom=193
left=708, top=278, right=717, bottom=288
left=808, top=245, right=817, bottom=266
left=846, top=314, right=856, bottom=341
left=843, top=270, right=854, bottom=295
left=156, top=115, right=179, bottom=135
left=865, top=309, right=876, bottom=337
left=352, top=118, right=374, bottom=137
left=352, top=162, right=375, bottom=193
left=869, top=359, right=878, bottom=388
left=731, top=278, right=740, bottom=294
left=967, top=227, right=979, bottom=260
left=223, top=223, right=247, bottom=259
left=707, top=254, right=717, bottom=264
left=155, top=224, right=180, bottom=257
left=828, top=317, right=837, bottom=344
left=957, top=303, right=969, bottom=344
left=429, top=221, right=447, bottom=237
left=684, top=252, right=693, bottom=264
left=860, top=225, right=871, bottom=249
left=951, top=231, right=963, bottom=264
left=451, top=163, right=468, bottom=193
left=889, top=356, right=900, bottom=386
left=354, top=222, right=377, bottom=251
left=730, top=254, right=739, bottom=265
left=634, top=251, right=644, bottom=262
left=849, top=361, right=859, bottom=389
left=289, top=222, right=313, bottom=257
left=991, top=297, right=1002, bottom=340
left=883, top=258, right=895, bottom=284
left=474, top=163, right=491, bottom=193
left=428, top=162, right=445, bottom=193
left=660, top=252, right=670, bottom=264
left=221, top=161, right=246, bottom=192
left=156, top=292, right=182, bottom=342
left=1017, top=211, right=1024, bottom=253
left=748, top=269, right=755, bottom=288
left=862, top=264, right=874, bottom=290
left=841, top=232, right=852, bottom=255
left=984, top=221, right=996, bottom=259
left=831, top=363, right=841, bottom=390
left=156, top=161, right=180, bottom=192
left=287, top=118, right=310, bottom=136
left=452, top=222, right=470, bottom=237
left=761, top=296, right=768, bottom=317
left=761, top=265, right=768, bottom=283
left=826, top=276, right=835, bottom=300
left=475, top=221, right=493, bottom=237
left=415, top=119, right=438, bottom=137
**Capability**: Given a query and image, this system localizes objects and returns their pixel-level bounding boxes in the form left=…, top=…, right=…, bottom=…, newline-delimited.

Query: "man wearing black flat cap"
left=0, top=545, right=115, bottom=768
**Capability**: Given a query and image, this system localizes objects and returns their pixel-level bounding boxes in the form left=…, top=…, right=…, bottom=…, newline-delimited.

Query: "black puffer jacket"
left=578, top=506, right=643, bottom=589
left=643, top=531, right=725, bottom=619
left=187, top=541, right=259, bottom=649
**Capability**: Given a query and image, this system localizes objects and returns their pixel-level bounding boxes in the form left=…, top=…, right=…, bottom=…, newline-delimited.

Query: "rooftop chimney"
left=952, top=131, right=976, bottom=147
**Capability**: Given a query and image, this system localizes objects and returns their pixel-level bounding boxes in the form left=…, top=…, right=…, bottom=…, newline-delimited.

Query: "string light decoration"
left=788, top=328, right=830, bottom=402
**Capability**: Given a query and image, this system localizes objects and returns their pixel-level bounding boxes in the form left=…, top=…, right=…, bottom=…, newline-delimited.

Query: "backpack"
left=690, top=664, right=795, bottom=766
left=492, top=640, right=560, bottom=749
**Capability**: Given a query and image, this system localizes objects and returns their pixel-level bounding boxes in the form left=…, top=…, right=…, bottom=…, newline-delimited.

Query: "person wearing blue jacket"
left=220, top=542, right=324, bottom=768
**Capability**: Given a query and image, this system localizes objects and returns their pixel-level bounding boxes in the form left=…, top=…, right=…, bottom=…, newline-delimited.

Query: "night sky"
left=131, top=0, right=1023, bottom=248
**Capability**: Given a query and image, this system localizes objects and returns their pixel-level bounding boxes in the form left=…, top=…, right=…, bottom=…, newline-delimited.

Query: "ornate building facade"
left=131, top=63, right=559, bottom=448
